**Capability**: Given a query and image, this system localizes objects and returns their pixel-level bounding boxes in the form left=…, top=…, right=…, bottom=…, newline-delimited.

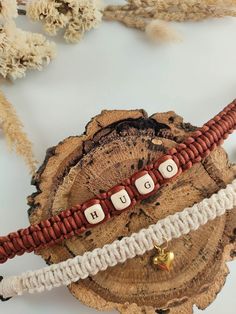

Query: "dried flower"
left=103, top=0, right=236, bottom=40
left=0, top=90, right=37, bottom=174
left=27, top=0, right=103, bottom=43
left=145, top=20, right=181, bottom=42
left=0, top=21, right=56, bottom=80
left=0, top=0, right=17, bottom=20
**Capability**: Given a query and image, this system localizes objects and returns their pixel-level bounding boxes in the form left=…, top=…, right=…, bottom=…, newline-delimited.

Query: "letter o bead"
left=158, top=158, right=178, bottom=179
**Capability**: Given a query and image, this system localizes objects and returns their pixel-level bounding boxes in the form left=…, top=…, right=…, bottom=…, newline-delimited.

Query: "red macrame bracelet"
left=0, top=100, right=235, bottom=264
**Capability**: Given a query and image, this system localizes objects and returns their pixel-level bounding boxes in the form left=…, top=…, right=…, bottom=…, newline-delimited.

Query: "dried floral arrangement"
left=0, top=0, right=236, bottom=174
left=0, top=0, right=235, bottom=81
left=23, top=0, right=236, bottom=43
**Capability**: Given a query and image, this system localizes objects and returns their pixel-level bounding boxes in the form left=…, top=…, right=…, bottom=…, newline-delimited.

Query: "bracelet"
left=0, top=100, right=236, bottom=264
left=1, top=178, right=236, bottom=300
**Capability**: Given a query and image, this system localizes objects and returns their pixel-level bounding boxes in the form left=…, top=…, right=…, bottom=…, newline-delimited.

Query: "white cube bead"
left=158, top=159, right=178, bottom=179
left=135, top=173, right=155, bottom=195
left=111, top=189, right=131, bottom=211
left=84, top=204, right=105, bottom=225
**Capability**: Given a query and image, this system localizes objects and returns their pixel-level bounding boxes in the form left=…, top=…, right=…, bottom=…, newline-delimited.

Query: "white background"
left=0, top=12, right=236, bottom=314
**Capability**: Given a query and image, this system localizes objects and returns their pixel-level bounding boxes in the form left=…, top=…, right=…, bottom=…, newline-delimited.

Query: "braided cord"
left=0, top=100, right=235, bottom=264
left=0, top=179, right=236, bottom=299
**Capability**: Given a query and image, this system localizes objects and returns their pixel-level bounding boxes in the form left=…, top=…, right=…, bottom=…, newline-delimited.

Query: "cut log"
left=28, top=110, right=236, bottom=314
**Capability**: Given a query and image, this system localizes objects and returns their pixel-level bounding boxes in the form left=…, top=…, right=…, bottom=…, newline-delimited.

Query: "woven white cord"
left=1, top=179, right=236, bottom=299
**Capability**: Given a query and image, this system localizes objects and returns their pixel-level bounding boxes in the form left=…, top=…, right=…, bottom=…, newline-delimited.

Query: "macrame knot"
left=0, top=276, right=12, bottom=302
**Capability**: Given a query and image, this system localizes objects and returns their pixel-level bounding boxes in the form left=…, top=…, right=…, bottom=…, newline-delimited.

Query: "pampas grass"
left=0, top=90, right=37, bottom=174
left=145, top=20, right=181, bottom=42
left=103, top=0, right=236, bottom=40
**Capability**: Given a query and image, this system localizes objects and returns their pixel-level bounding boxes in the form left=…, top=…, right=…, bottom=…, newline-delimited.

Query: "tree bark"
left=28, top=109, right=236, bottom=314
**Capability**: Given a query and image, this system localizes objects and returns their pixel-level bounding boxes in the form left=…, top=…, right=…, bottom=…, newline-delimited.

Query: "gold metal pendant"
left=152, top=243, right=174, bottom=272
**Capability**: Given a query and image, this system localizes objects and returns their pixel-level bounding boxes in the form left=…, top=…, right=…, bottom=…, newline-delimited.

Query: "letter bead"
left=111, top=189, right=131, bottom=211
left=134, top=173, right=155, bottom=195
left=158, top=159, right=178, bottom=179
left=84, top=204, right=105, bottom=225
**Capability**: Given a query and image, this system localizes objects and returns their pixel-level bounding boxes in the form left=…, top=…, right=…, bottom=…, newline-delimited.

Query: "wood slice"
left=28, top=110, right=236, bottom=314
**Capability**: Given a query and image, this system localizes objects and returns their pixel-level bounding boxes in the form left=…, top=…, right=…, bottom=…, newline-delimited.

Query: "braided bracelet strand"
left=0, top=179, right=236, bottom=300
left=0, top=100, right=235, bottom=264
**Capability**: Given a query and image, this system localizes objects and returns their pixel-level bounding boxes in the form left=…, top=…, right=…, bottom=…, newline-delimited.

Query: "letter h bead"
left=82, top=199, right=108, bottom=226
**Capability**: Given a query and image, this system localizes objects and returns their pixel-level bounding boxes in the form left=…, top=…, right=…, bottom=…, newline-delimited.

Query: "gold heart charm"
left=152, top=245, right=175, bottom=272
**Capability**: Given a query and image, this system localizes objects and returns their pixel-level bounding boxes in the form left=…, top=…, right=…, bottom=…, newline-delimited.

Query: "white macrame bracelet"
left=1, top=179, right=236, bottom=299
